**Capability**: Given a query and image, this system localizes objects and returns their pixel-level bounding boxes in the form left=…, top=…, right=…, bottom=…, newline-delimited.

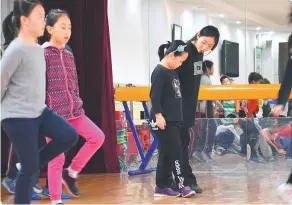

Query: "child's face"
left=250, top=80, right=260, bottom=84
left=195, top=35, right=216, bottom=53
left=221, top=78, right=230, bottom=85
left=24, top=4, right=46, bottom=38
left=168, top=52, right=188, bottom=69
left=47, top=15, right=72, bottom=45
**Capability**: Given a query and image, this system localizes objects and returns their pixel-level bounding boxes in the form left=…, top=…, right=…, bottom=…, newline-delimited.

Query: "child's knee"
left=88, top=130, right=105, bottom=148
left=48, top=153, right=65, bottom=168
left=62, top=126, right=79, bottom=146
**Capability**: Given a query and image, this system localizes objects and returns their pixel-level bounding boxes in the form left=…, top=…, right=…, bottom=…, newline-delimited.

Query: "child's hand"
left=271, top=105, right=284, bottom=117
left=278, top=149, right=286, bottom=156
left=155, top=114, right=166, bottom=130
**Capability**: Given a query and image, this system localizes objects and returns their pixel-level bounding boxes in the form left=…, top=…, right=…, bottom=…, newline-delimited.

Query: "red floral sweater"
left=43, top=42, right=84, bottom=120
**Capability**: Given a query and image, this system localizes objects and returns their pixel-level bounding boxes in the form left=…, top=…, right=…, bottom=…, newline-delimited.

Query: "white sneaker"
left=276, top=183, right=292, bottom=203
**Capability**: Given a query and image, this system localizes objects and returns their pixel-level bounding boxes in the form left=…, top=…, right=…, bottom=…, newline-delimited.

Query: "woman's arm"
left=277, top=58, right=292, bottom=106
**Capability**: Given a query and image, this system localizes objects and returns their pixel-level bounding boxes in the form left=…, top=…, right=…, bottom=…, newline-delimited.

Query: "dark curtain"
left=1, top=0, right=119, bottom=174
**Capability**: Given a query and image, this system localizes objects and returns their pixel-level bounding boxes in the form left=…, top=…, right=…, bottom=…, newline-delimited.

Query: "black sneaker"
left=62, top=169, right=80, bottom=197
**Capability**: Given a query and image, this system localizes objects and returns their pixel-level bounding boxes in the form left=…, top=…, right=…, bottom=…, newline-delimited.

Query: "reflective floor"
left=2, top=117, right=292, bottom=204
left=1, top=154, right=291, bottom=204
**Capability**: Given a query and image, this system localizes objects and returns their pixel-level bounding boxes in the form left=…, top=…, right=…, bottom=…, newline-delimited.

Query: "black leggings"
left=155, top=122, right=185, bottom=189
left=2, top=108, right=78, bottom=204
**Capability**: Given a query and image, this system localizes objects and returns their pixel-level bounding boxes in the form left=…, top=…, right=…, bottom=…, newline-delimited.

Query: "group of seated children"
left=189, top=72, right=292, bottom=163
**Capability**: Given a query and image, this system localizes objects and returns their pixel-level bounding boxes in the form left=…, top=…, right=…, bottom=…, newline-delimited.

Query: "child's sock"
left=67, top=167, right=78, bottom=179
left=52, top=200, right=62, bottom=205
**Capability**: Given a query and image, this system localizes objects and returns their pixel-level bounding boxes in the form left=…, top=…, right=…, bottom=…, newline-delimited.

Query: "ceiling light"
left=219, top=14, right=224, bottom=18
left=236, top=21, right=241, bottom=24
left=256, top=27, right=261, bottom=30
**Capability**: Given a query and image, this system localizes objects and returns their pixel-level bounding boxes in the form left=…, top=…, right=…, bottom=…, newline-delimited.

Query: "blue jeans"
left=2, top=107, right=78, bottom=204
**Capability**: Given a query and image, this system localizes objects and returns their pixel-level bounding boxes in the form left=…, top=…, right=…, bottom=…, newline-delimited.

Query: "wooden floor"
left=1, top=154, right=291, bottom=204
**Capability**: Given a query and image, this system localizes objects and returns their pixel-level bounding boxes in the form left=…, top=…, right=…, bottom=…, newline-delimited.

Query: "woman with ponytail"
left=150, top=40, right=196, bottom=198
left=274, top=8, right=292, bottom=203
left=1, top=0, right=78, bottom=204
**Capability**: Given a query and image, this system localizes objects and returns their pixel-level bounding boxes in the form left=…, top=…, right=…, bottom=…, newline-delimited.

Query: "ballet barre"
left=115, top=84, right=292, bottom=101
left=115, top=84, right=292, bottom=176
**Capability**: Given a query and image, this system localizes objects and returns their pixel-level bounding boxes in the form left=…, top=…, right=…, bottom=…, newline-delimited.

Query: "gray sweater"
left=1, top=38, right=46, bottom=120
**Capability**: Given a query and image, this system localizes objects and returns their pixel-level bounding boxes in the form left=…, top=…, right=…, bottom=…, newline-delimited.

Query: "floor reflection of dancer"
left=272, top=14, right=292, bottom=201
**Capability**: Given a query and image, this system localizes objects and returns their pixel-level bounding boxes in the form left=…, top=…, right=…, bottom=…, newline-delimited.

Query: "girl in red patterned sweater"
left=43, top=9, right=105, bottom=204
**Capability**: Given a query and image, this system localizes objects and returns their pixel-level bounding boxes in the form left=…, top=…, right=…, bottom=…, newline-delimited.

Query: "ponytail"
left=2, top=0, right=41, bottom=50
left=187, top=33, right=198, bottom=44
left=2, top=12, right=17, bottom=50
left=158, top=40, right=188, bottom=61
left=158, top=41, right=171, bottom=61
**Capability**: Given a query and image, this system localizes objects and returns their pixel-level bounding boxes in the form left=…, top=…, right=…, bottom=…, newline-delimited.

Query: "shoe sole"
left=33, top=187, right=43, bottom=194
left=182, top=191, right=196, bottom=198
left=276, top=186, right=292, bottom=203
left=62, top=179, right=80, bottom=198
left=154, top=193, right=181, bottom=197
left=1, top=181, right=15, bottom=194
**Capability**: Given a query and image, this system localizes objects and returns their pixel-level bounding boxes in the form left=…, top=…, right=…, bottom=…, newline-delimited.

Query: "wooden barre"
left=115, top=84, right=292, bottom=101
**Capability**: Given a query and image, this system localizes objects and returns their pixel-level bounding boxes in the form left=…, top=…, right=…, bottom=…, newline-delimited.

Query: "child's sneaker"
left=33, top=181, right=43, bottom=194
left=154, top=187, right=181, bottom=197
left=190, top=184, right=202, bottom=193
left=62, top=169, right=80, bottom=197
left=276, top=183, right=292, bottom=203
left=42, top=187, right=72, bottom=200
left=31, top=190, right=42, bottom=200
left=181, top=186, right=196, bottom=198
left=2, top=177, right=16, bottom=194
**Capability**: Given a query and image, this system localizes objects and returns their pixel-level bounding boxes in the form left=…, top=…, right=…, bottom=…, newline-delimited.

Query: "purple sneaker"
left=2, top=177, right=16, bottom=194
left=181, top=186, right=196, bottom=198
left=154, top=187, right=181, bottom=197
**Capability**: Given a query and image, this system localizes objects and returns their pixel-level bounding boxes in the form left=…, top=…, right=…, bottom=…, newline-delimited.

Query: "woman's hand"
left=278, top=149, right=286, bottom=156
left=155, top=113, right=166, bottom=130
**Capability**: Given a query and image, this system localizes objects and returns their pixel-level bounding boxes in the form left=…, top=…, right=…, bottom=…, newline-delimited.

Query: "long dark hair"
left=45, top=9, right=70, bottom=39
left=158, top=40, right=188, bottom=61
left=187, top=25, right=220, bottom=51
left=2, top=0, right=41, bottom=50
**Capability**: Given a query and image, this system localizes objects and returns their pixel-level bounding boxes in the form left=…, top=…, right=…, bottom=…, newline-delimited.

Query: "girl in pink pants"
left=43, top=9, right=105, bottom=204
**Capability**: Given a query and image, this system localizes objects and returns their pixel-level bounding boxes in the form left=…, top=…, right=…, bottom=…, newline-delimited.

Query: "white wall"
left=108, top=0, right=150, bottom=85
left=108, top=0, right=168, bottom=85
left=258, top=32, right=289, bottom=83
left=166, top=1, right=256, bottom=84
left=108, top=0, right=287, bottom=85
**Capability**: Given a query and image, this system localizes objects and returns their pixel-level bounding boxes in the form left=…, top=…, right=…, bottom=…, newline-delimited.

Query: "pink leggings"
left=46, top=114, right=105, bottom=200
